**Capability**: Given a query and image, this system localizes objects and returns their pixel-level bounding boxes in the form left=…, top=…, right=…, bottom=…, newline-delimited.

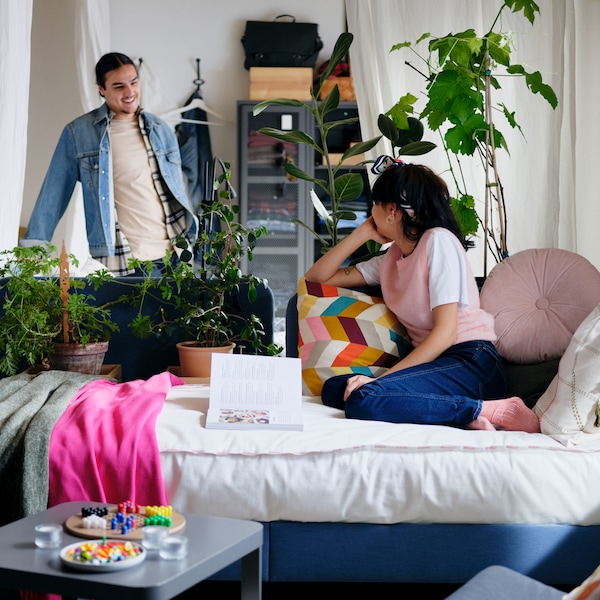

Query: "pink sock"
left=476, top=397, right=541, bottom=433
left=466, top=416, right=496, bottom=431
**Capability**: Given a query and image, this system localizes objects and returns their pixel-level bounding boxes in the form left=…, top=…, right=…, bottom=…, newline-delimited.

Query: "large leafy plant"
left=253, top=32, right=436, bottom=256
left=0, top=244, right=119, bottom=376
left=393, top=0, right=557, bottom=272
left=127, top=160, right=282, bottom=355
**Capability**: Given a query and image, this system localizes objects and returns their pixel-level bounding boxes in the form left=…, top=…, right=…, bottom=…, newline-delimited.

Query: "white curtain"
left=0, top=0, right=33, bottom=252
left=60, top=0, right=111, bottom=263
left=346, top=0, right=600, bottom=276
left=63, top=1, right=177, bottom=263
left=76, top=0, right=111, bottom=113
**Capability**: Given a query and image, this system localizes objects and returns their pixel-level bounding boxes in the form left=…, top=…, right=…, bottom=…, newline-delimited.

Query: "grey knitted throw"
left=0, top=371, right=98, bottom=525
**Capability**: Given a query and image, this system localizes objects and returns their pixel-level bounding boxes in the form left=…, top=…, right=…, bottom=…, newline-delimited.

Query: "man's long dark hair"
left=95, top=52, right=137, bottom=87
left=370, top=163, right=467, bottom=249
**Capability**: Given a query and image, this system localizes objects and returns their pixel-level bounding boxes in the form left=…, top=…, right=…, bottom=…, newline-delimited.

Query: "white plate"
left=60, top=539, right=146, bottom=572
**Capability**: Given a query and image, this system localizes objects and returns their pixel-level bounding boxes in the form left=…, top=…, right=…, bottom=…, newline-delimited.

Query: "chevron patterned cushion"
left=297, top=277, right=411, bottom=396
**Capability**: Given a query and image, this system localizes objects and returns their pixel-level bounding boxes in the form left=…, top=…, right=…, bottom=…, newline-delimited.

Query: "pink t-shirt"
left=357, top=228, right=496, bottom=346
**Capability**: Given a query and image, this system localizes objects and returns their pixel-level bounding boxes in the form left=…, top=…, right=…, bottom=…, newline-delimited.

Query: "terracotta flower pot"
left=176, top=341, right=236, bottom=377
left=48, top=340, right=109, bottom=375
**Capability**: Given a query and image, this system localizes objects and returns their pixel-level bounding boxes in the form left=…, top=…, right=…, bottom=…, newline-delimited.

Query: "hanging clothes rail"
left=160, top=59, right=231, bottom=125
left=171, top=58, right=215, bottom=209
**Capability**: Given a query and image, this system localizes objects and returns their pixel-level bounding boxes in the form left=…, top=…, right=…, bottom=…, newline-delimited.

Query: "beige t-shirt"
left=109, top=118, right=171, bottom=261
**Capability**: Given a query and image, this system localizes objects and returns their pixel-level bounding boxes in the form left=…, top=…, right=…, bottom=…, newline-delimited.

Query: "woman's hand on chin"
left=357, top=216, right=391, bottom=245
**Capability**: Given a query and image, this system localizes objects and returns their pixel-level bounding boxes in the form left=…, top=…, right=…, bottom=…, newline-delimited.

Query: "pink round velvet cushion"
left=479, top=248, right=600, bottom=364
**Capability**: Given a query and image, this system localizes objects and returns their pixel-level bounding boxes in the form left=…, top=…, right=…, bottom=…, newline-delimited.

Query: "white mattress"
left=157, top=384, right=600, bottom=526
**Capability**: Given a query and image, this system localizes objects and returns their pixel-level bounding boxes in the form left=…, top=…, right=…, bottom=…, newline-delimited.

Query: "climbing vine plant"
left=390, top=0, right=557, bottom=274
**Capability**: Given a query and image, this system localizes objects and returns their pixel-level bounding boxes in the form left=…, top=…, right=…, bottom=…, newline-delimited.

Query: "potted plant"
left=252, top=32, right=437, bottom=259
left=127, top=158, right=283, bottom=377
left=389, top=0, right=558, bottom=274
left=0, top=243, right=120, bottom=376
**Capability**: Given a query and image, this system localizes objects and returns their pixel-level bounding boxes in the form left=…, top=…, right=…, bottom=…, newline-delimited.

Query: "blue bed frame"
left=205, top=292, right=600, bottom=586
left=215, top=522, right=600, bottom=585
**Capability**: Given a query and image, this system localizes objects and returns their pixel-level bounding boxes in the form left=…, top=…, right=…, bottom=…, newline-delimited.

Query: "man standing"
left=21, top=52, right=198, bottom=276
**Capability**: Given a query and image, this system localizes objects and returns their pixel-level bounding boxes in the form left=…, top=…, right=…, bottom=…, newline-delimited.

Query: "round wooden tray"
left=64, top=505, right=185, bottom=541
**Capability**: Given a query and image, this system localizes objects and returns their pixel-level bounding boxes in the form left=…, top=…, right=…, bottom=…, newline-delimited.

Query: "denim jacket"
left=21, top=103, right=198, bottom=257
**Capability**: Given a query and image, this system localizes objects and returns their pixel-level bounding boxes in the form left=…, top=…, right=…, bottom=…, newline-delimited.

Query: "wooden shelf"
left=24, top=364, right=122, bottom=381
left=167, top=366, right=210, bottom=385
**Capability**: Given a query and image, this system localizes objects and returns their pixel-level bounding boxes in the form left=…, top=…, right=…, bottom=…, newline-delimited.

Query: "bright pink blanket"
left=48, top=371, right=184, bottom=508
left=22, top=372, right=184, bottom=600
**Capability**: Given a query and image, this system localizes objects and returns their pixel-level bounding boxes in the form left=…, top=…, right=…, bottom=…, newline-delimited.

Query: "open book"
left=206, top=353, right=303, bottom=430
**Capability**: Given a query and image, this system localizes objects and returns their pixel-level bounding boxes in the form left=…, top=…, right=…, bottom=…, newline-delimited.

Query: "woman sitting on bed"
left=304, top=156, right=540, bottom=433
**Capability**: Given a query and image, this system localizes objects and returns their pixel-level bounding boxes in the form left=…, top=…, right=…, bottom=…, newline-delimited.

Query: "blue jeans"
left=321, top=340, right=506, bottom=427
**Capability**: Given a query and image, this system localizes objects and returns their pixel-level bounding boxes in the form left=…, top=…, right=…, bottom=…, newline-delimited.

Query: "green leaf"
left=504, top=0, right=540, bottom=25
left=430, top=29, right=480, bottom=66
left=500, top=103, right=523, bottom=134
left=257, top=127, right=316, bottom=147
left=394, top=116, right=425, bottom=146
left=390, top=40, right=413, bottom=52
left=446, top=30, right=483, bottom=67
left=397, top=141, right=437, bottom=156
left=331, top=210, right=357, bottom=221
left=340, top=136, right=381, bottom=162
left=322, top=116, right=360, bottom=130
left=252, top=98, right=305, bottom=115
left=386, top=93, right=418, bottom=118
left=451, top=194, right=479, bottom=238
left=318, top=83, right=340, bottom=117
left=463, top=31, right=484, bottom=56
left=472, top=120, right=507, bottom=153
left=486, top=32, right=511, bottom=67
left=380, top=107, right=431, bottom=151
left=507, top=65, right=558, bottom=109
left=284, top=162, right=316, bottom=183
left=320, top=32, right=353, bottom=82
left=424, top=69, right=483, bottom=131
left=334, top=172, right=364, bottom=202
left=378, top=114, right=400, bottom=143
left=445, top=112, right=488, bottom=155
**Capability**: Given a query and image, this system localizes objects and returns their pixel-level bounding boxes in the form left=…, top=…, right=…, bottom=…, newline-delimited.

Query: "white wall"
left=23, top=0, right=80, bottom=228
left=22, top=0, right=347, bottom=228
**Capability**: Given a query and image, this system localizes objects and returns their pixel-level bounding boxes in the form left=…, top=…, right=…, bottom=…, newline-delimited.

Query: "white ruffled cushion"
left=534, top=303, right=600, bottom=446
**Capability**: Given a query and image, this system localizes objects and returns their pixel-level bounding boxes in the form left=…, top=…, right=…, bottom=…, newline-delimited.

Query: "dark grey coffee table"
left=0, top=501, right=262, bottom=600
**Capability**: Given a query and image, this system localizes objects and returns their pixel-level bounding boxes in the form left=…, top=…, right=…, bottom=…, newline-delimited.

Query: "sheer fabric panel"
left=0, top=0, right=33, bottom=251
left=62, top=0, right=111, bottom=263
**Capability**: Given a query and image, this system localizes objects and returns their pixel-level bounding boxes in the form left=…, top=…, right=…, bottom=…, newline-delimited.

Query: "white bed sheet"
left=157, top=384, right=600, bottom=526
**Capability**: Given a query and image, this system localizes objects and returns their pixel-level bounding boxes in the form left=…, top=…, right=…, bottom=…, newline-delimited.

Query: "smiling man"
left=21, top=52, right=198, bottom=276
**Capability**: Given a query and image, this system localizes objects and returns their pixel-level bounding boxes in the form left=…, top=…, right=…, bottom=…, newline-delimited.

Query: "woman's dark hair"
left=370, top=163, right=467, bottom=249
left=95, top=52, right=137, bottom=87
